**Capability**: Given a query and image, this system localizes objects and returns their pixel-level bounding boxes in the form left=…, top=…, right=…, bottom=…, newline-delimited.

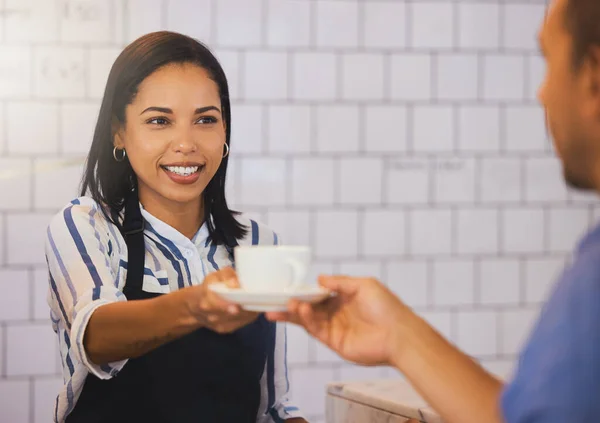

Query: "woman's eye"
left=148, top=117, right=169, bottom=125
left=197, top=116, right=218, bottom=124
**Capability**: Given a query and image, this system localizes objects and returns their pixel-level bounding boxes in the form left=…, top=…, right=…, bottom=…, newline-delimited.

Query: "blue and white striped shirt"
left=45, top=197, right=303, bottom=423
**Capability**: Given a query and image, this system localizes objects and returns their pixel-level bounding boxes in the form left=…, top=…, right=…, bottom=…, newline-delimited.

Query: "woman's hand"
left=185, top=267, right=259, bottom=333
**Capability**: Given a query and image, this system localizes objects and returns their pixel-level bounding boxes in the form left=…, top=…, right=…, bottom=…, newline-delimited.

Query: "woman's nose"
left=173, top=134, right=197, bottom=154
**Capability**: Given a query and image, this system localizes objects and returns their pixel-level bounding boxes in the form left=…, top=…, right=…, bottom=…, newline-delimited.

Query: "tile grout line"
left=1, top=322, right=6, bottom=377
left=29, top=375, right=34, bottom=423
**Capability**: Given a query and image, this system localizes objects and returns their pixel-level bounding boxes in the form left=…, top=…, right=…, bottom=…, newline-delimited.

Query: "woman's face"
left=114, top=62, right=226, bottom=209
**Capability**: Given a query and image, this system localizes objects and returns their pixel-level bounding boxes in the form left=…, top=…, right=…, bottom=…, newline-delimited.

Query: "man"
left=266, top=0, right=600, bottom=422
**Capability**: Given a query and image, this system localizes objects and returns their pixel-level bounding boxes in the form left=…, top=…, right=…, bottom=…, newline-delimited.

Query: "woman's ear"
left=112, top=116, right=125, bottom=149
left=113, top=129, right=125, bottom=150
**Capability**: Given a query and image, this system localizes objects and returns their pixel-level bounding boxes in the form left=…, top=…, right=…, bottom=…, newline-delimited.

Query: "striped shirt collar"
left=139, top=202, right=210, bottom=251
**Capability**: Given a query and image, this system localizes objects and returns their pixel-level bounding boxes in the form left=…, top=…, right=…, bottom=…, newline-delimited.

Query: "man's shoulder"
left=500, top=237, right=600, bottom=422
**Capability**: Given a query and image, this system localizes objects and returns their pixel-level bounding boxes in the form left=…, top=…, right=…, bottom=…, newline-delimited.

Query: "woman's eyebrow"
left=140, top=105, right=221, bottom=115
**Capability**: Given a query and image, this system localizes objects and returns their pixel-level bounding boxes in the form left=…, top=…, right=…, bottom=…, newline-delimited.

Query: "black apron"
left=66, top=193, right=274, bottom=423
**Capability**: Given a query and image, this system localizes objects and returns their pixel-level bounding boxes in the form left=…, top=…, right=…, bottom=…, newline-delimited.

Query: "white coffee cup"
left=234, top=245, right=311, bottom=292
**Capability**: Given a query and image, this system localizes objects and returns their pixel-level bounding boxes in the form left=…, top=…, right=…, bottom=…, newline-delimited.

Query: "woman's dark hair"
left=80, top=31, right=247, bottom=245
left=565, top=0, right=600, bottom=69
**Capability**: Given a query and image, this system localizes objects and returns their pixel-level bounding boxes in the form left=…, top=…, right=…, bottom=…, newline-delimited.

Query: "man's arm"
left=266, top=277, right=505, bottom=423
left=390, top=310, right=504, bottom=423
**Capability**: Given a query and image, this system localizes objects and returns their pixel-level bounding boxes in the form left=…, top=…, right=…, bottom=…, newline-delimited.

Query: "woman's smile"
left=160, top=162, right=204, bottom=185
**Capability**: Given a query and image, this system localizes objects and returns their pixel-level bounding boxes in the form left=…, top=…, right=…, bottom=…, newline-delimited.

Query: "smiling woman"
left=44, top=31, right=305, bottom=423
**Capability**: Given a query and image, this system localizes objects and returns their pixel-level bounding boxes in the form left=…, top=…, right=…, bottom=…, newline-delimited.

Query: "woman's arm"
left=84, top=267, right=260, bottom=364
left=46, top=201, right=257, bottom=372
left=83, top=288, right=198, bottom=363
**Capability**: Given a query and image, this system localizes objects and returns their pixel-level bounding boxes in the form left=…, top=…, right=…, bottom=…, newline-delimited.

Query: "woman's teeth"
left=164, top=166, right=199, bottom=176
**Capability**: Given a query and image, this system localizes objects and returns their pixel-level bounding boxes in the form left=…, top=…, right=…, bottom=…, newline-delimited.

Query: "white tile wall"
left=34, top=160, right=84, bottom=209
left=315, top=106, right=360, bottom=152
left=480, top=158, right=522, bottom=203
left=502, top=4, right=546, bottom=50
left=362, top=210, right=406, bottom=257
left=478, top=259, right=521, bottom=305
left=524, top=257, right=565, bottom=303
left=457, top=3, right=499, bottom=49
left=0, top=214, right=4, bottom=265
left=502, top=208, right=545, bottom=254
left=0, top=270, right=29, bottom=320
left=390, top=54, right=431, bottom=100
left=292, top=53, right=337, bottom=100
left=0, top=380, right=30, bottom=423
left=7, top=103, right=59, bottom=154
left=339, top=158, right=383, bottom=205
left=292, top=158, right=335, bottom=206
left=483, top=55, right=525, bottom=101
left=0, top=159, right=32, bottom=210
left=215, top=0, right=263, bottom=47
left=434, top=158, right=476, bottom=203
left=289, top=366, right=336, bottom=417
left=413, top=106, right=454, bottom=152
left=500, top=309, right=539, bottom=355
left=386, top=260, right=428, bottom=308
left=436, top=54, right=478, bottom=101
left=363, top=2, right=407, bottom=49
left=60, top=0, right=113, bottom=44
left=89, top=48, right=122, bottom=99
left=266, top=0, right=311, bottom=48
left=386, top=158, right=430, bottom=204
left=6, top=214, right=54, bottom=265
left=315, top=1, right=359, bottom=48
left=60, top=102, right=100, bottom=154
left=342, top=54, right=385, bottom=100
left=33, top=269, right=51, bottom=321
left=432, top=259, right=474, bottom=307
left=34, top=47, right=86, bottom=99
left=458, top=106, right=501, bottom=151
left=0, top=46, right=32, bottom=98
left=7, top=323, right=58, bottom=376
left=315, top=211, right=358, bottom=258
left=165, top=0, right=212, bottom=42
left=34, top=377, right=63, bottom=423
left=0, top=1, right=591, bottom=422
left=410, top=209, right=452, bottom=255
left=365, top=106, right=408, bottom=153
left=6, top=0, right=58, bottom=42
left=411, top=2, right=454, bottom=49
left=231, top=104, right=264, bottom=153
left=456, top=209, right=499, bottom=255
left=244, top=52, right=288, bottom=100
left=456, top=311, right=497, bottom=357
left=267, top=105, right=312, bottom=153
left=506, top=106, right=547, bottom=151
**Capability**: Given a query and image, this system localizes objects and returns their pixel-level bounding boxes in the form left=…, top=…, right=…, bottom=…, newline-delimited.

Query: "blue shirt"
left=501, top=222, right=600, bottom=422
left=45, top=197, right=303, bottom=423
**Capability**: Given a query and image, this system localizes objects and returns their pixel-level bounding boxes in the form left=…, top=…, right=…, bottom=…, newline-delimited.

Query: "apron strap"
left=121, top=190, right=146, bottom=299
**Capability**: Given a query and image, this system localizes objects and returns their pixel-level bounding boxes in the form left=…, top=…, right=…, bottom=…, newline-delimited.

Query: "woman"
left=45, top=31, right=305, bottom=423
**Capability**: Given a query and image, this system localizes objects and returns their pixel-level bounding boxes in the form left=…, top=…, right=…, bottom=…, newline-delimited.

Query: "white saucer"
left=209, top=283, right=332, bottom=312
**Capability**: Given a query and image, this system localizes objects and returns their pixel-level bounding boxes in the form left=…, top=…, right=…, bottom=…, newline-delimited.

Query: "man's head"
left=538, top=0, right=600, bottom=190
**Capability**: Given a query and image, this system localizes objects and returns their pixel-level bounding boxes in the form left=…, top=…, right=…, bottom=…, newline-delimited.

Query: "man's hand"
left=268, top=275, right=505, bottom=423
left=266, top=275, right=413, bottom=366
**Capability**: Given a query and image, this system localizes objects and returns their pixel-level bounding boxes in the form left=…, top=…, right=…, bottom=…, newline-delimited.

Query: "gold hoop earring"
left=113, top=147, right=126, bottom=162
left=222, top=143, right=229, bottom=158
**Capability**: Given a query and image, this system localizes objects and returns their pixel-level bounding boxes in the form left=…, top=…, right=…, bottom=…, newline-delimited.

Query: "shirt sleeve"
left=255, top=228, right=304, bottom=422
left=260, top=323, right=304, bottom=423
left=500, top=254, right=600, bottom=423
left=45, top=200, right=128, bottom=380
